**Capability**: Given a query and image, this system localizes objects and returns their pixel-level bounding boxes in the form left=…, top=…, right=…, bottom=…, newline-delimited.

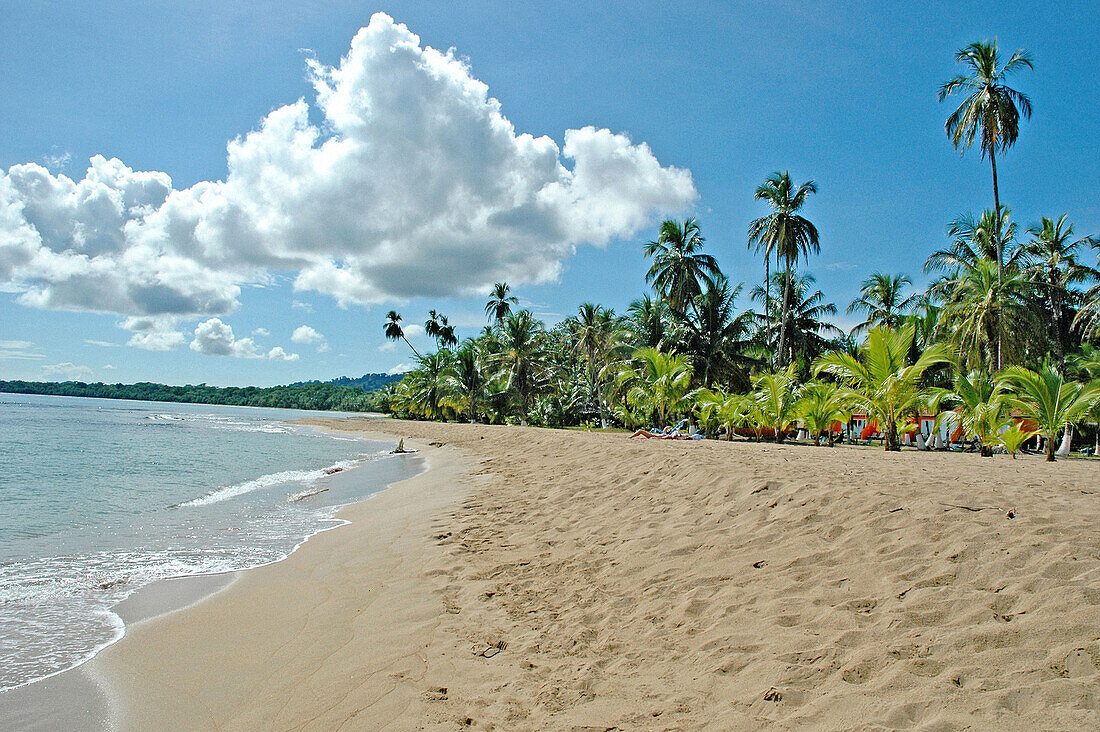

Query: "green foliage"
left=0, top=380, right=384, bottom=412
left=995, top=365, right=1100, bottom=461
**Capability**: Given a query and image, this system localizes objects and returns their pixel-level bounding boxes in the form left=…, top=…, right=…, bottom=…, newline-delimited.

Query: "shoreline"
left=0, top=423, right=427, bottom=729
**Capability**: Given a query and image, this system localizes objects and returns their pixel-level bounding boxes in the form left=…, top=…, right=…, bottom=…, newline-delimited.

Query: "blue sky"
left=2, top=1, right=1098, bottom=386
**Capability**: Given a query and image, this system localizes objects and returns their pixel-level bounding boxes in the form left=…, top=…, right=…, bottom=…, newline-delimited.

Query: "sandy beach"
left=43, top=419, right=1100, bottom=729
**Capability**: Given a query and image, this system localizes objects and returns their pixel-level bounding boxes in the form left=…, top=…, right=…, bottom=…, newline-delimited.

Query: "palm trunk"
left=764, top=256, right=771, bottom=366
left=1050, top=283, right=1064, bottom=367
left=403, top=337, right=421, bottom=359
left=991, top=151, right=1004, bottom=370
left=777, top=257, right=792, bottom=369
left=884, top=419, right=900, bottom=451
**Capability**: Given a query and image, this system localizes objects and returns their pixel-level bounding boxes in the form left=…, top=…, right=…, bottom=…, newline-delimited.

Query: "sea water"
left=0, top=393, right=422, bottom=692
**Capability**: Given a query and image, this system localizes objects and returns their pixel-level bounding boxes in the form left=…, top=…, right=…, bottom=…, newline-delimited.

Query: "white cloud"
left=266, top=346, right=300, bottom=362
left=0, top=12, right=694, bottom=330
left=121, top=315, right=186, bottom=351
left=0, top=340, right=43, bottom=361
left=386, top=362, right=414, bottom=375
left=85, top=339, right=120, bottom=347
left=377, top=341, right=396, bottom=352
left=291, top=300, right=313, bottom=312
left=291, top=325, right=324, bottom=344
left=252, top=327, right=271, bottom=337
left=42, top=362, right=94, bottom=380
left=190, top=317, right=297, bottom=360
left=403, top=323, right=424, bottom=338
left=104, top=364, right=116, bottom=370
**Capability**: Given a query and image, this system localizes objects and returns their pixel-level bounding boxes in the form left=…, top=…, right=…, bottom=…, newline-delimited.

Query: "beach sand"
left=81, top=420, right=1100, bottom=728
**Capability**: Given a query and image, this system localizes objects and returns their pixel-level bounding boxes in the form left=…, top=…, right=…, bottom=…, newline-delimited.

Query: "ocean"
left=0, top=392, right=422, bottom=692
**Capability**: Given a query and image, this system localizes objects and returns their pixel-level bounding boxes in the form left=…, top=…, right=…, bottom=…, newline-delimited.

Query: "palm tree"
left=383, top=310, right=421, bottom=358
left=569, top=303, right=629, bottom=426
left=627, top=294, right=669, bottom=350
left=617, top=347, right=695, bottom=429
left=492, top=310, right=548, bottom=424
left=425, top=311, right=458, bottom=350
left=404, top=350, right=453, bottom=420
left=796, top=381, right=851, bottom=447
left=928, top=368, right=1011, bottom=456
left=752, top=364, right=800, bottom=443
left=751, top=271, right=841, bottom=368
left=1023, top=215, right=1099, bottom=365
left=643, top=218, right=721, bottom=315
left=996, top=365, right=1100, bottom=461
left=939, top=40, right=1033, bottom=282
left=695, top=388, right=751, bottom=440
left=485, top=282, right=518, bottom=325
left=814, top=324, right=954, bottom=451
left=747, top=172, right=820, bottom=367
left=674, top=275, right=757, bottom=389
left=937, top=258, right=1032, bottom=370
left=848, top=273, right=919, bottom=335
left=442, top=343, right=488, bottom=422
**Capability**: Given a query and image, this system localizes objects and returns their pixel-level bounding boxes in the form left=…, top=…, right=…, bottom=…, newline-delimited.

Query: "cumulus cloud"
left=252, top=327, right=271, bottom=337
left=386, top=362, right=414, bottom=375
left=291, top=325, right=324, bottom=343
left=0, top=13, right=695, bottom=332
left=121, top=315, right=187, bottom=351
left=42, top=362, right=94, bottom=380
left=189, top=317, right=297, bottom=360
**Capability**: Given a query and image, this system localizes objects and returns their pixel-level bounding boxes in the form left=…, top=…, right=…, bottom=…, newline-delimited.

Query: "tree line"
left=378, top=40, right=1100, bottom=461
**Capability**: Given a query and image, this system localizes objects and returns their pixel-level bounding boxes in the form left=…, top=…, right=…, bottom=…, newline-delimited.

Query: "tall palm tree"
left=674, top=275, right=757, bottom=389
left=424, top=311, right=458, bottom=350
left=747, top=172, right=820, bottom=367
left=1023, top=215, right=1099, bottom=365
left=442, top=342, right=488, bottom=423
left=751, top=271, right=840, bottom=368
left=492, top=310, right=549, bottom=424
left=643, top=218, right=721, bottom=315
left=848, top=273, right=920, bottom=335
left=404, top=350, right=453, bottom=420
left=568, top=303, right=629, bottom=426
left=996, top=365, right=1100, bottom=461
left=939, top=39, right=1033, bottom=283
left=938, top=258, right=1031, bottom=370
left=814, top=324, right=954, bottom=451
left=627, top=294, right=670, bottom=350
left=485, top=282, right=519, bottom=324
left=383, top=310, right=421, bottom=358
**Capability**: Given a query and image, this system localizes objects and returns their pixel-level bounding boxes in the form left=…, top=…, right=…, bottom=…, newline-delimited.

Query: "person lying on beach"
left=630, top=419, right=691, bottom=439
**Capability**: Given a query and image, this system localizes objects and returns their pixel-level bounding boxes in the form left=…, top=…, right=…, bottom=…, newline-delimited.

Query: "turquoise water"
left=0, top=393, right=422, bottom=691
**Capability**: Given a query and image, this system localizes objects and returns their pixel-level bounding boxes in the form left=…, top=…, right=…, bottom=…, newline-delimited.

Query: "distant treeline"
left=292, top=373, right=401, bottom=392
left=0, top=379, right=387, bottom=412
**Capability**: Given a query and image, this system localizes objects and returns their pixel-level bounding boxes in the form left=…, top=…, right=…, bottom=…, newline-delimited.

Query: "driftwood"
left=938, top=502, right=1001, bottom=512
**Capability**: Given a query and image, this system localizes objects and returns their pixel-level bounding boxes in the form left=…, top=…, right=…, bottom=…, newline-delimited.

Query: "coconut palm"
left=425, top=311, right=458, bottom=350
left=848, top=273, right=920, bottom=335
left=752, top=364, right=800, bottom=444
left=695, top=388, right=751, bottom=440
left=796, top=381, right=852, bottom=446
left=492, top=310, right=549, bottom=424
left=627, top=294, right=670, bottom=350
left=442, top=343, right=488, bottom=423
left=383, top=310, right=421, bottom=358
left=995, top=365, right=1100, bottom=461
left=937, top=258, right=1032, bottom=370
left=747, top=172, right=820, bottom=367
left=751, top=271, right=841, bottom=368
left=928, top=368, right=1011, bottom=456
left=617, top=347, right=695, bottom=429
left=568, top=303, right=629, bottom=426
left=1022, top=215, right=1099, bottom=364
left=403, top=350, right=453, bottom=420
left=485, top=282, right=519, bottom=325
left=674, top=275, right=757, bottom=389
left=814, top=324, right=954, bottom=451
left=643, top=218, right=721, bottom=315
left=997, top=423, right=1040, bottom=459
left=939, top=39, right=1033, bottom=279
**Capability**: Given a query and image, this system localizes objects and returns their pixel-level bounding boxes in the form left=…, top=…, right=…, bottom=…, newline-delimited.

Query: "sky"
left=2, top=1, right=1098, bottom=386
